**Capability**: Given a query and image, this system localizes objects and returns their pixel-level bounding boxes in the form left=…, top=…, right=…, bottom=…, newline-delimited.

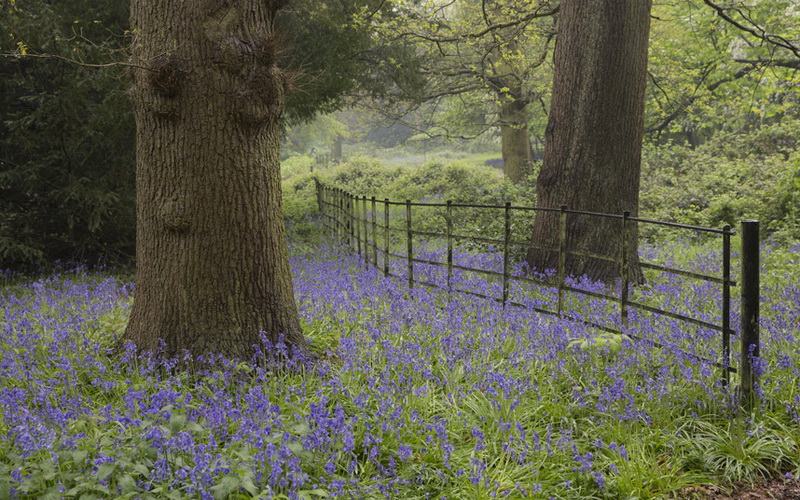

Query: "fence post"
left=340, top=189, right=345, bottom=244
left=349, top=193, right=355, bottom=251
left=362, top=196, right=369, bottom=265
left=557, top=205, right=568, bottom=317
left=722, top=225, right=732, bottom=387
left=335, top=189, right=341, bottom=242
left=355, top=194, right=362, bottom=257
left=384, top=199, right=390, bottom=277
left=502, top=202, right=511, bottom=308
left=315, top=181, right=322, bottom=231
left=406, top=199, right=413, bottom=289
left=315, top=179, right=321, bottom=214
left=339, top=189, right=345, bottom=244
left=620, top=211, right=630, bottom=328
left=740, top=220, right=760, bottom=413
left=371, top=197, right=378, bottom=267
left=446, top=200, right=453, bottom=292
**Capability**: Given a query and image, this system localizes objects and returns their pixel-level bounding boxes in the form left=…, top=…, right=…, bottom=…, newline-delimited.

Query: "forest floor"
left=678, top=476, right=800, bottom=499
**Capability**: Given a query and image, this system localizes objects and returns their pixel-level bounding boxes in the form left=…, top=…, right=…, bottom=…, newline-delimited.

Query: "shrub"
left=641, top=119, right=800, bottom=241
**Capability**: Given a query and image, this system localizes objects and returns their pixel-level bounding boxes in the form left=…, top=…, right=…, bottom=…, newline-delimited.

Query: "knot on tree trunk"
left=147, top=54, right=183, bottom=98
left=215, top=33, right=283, bottom=75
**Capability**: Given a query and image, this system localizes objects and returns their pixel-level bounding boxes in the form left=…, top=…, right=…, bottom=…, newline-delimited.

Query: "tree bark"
left=122, top=0, right=311, bottom=360
left=526, top=0, right=651, bottom=283
left=499, top=95, right=533, bottom=183
left=331, top=134, right=343, bottom=163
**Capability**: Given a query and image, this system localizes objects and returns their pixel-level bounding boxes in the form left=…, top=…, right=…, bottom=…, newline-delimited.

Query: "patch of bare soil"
left=677, top=477, right=800, bottom=499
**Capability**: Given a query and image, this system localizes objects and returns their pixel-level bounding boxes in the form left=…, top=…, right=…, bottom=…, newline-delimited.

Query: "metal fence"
left=314, top=180, right=761, bottom=409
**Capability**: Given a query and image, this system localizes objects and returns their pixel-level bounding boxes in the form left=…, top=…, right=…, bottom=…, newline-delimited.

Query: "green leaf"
left=73, top=449, right=89, bottom=464
left=298, top=488, right=330, bottom=499
left=170, top=413, right=187, bottom=432
left=117, top=473, right=138, bottom=493
left=39, top=490, right=63, bottom=500
left=210, top=476, right=241, bottom=500
left=96, top=463, right=116, bottom=480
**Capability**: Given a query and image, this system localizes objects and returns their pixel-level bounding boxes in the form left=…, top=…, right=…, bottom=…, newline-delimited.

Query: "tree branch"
left=702, top=0, right=800, bottom=59
left=390, top=4, right=558, bottom=44
left=1, top=51, right=149, bottom=71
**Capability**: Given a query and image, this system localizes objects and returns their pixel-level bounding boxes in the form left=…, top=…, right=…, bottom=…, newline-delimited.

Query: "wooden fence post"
left=502, top=202, right=511, bottom=308
left=557, top=205, right=568, bottom=317
left=740, top=220, right=760, bottom=413
left=406, top=200, right=413, bottom=289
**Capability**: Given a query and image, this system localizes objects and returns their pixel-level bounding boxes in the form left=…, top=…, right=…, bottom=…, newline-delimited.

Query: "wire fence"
left=314, top=180, right=761, bottom=409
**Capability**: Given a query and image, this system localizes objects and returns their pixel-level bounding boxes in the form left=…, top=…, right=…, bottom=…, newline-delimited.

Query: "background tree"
left=526, top=0, right=652, bottom=282
left=279, top=0, right=425, bottom=122
left=362, top=0, right=556, bottom=182
left=0, top=0, right=135, bottom=268
left=646, top=0, right=800, bottom=144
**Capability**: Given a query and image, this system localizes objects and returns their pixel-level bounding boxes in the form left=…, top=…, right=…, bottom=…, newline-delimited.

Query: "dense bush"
left=0, top=0, right=135, bottom=270
left=286, top=119, right=800, bottom=245
left=640, top=119, right=800, bottom=240
left=281, top=155, right=536, bottom=245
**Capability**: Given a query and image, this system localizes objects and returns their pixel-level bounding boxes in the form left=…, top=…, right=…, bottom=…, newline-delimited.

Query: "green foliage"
left=640, top=119, right=800, bottom=240
left=0, top=0, right=135, bottom=269
left=646, top=0, right=800, bottom=141
left=281, top=154, right=535, bottom=245
left=358, top=0, right=555, bottom=147
left=568, top=333, right=629, bottom=353
left=0, top=0, right=422, bottom=270
left=279, top=0, right=426, bottom=123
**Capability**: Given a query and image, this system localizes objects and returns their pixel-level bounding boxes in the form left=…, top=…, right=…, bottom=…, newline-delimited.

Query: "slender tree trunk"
left=526, top=0, right=651, bottom=283
left=499, top=96, right=533, bottom=183
left=122, top=0, right=311, bottom=360
left=331, top=134, right=343, bottom=163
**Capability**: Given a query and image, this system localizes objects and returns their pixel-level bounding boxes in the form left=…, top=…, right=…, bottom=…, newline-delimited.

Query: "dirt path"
left=678, top=476, right=800, bottom=499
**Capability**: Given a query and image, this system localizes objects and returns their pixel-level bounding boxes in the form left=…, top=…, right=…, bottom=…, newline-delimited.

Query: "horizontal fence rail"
left=314, top=180, right=760, bottom=407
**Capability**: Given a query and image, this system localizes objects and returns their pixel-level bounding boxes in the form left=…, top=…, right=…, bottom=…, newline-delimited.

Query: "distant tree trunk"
left=526, top=0, right=651, bottom=283
left=122, top=0, right=311, bottom=360
left=499, top=95, right=533, bottom=184
left=331, top=134, right=343, bottom=163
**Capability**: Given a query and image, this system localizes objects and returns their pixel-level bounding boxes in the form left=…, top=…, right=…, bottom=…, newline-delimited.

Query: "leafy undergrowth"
left=1, top=243, right=799, bottom=499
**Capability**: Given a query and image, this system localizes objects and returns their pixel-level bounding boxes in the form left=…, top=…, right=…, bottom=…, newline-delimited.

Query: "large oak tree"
left=121, top=0, right=311, bottom=359
left=526, top=0, right=652, bottom=282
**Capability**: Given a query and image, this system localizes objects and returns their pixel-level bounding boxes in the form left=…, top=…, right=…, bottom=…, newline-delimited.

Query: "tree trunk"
left=122, top=0, right=311, bottom=360
left=331, top=134, right=343, bottom=163
left=499, top=96, right=533, bottom=184
left=526, top=0, right=651, bottom=283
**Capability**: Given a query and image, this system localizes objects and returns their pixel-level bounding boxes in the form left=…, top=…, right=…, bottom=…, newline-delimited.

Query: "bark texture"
left=122, top=0, right=311, bottom=360
left=499, top=94, right=533, bottom=184
left=331, top=134, right=343, bottom=163
left=526, top=0, right=651, bottom=283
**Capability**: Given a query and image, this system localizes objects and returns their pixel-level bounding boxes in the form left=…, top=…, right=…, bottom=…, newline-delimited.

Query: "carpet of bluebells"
left=1, top=241, right=799, bottom=499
